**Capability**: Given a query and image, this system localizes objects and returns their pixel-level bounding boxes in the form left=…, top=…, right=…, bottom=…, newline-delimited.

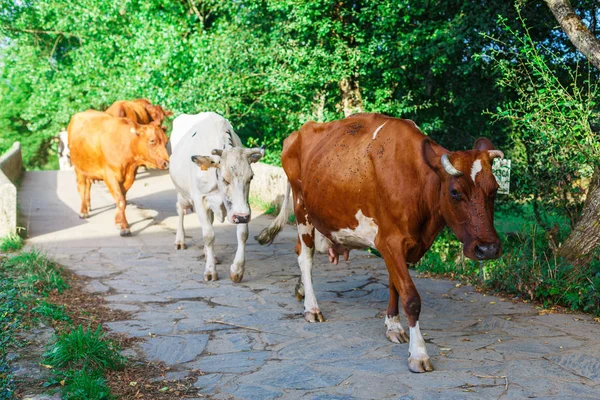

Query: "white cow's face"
left=192, top=147, right=264, bottom=223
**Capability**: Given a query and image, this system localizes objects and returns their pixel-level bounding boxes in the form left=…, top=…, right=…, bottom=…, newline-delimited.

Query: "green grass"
left=415, top=209, right=600, bottom=316
left=43, top=325, right=124, bottom=372
left=43, top=326, right=124, bottom=400
left=0, top=233, right=24, bottom=253
left=0, top=250, right=120, bottom=399
left=249, top=196, right=278, bottom=215
left=2, top=250, right=68, bottom=295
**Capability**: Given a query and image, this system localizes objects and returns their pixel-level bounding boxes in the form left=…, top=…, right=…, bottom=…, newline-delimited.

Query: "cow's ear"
left=246, top=148, right=264, bottom=164
left=165, top=110, right=174, bottom=117
left=191, top=155, right=219, bottom=171
left=473, top=137, right=495, bottom=151
left=422, top=139, right=442, bottom=173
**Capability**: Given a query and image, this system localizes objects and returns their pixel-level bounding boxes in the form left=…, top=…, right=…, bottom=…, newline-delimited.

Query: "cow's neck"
left=417, top=169, right=447, bottom=252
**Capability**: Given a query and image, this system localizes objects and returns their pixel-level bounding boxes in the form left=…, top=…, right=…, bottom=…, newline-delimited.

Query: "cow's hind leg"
left=175, top=194, right=190, bottom=250
left=230, top=223, right=248, bottom=283
left=295, top=211, right=324, bottom=322
left=104, top=175, right=130, bottom=236
left=75, top=171, right=89, bottom=218
left=84, top=178, right=92, bottom=213
left=385, top=278, right=409, bottom=343
left=194, top=196, right=218, bottom=281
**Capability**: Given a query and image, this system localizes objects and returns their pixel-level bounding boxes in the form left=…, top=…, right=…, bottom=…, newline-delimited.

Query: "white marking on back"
left=372, top=122, right=387, bottom=140
left=470, top=159, right=482, bottom=184
left=331, top=210, right=378, bottom=248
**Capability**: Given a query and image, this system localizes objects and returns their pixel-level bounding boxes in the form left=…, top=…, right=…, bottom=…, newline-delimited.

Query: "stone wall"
left=0, top=142, right=23, bottom=237
left=250, top=162, right=290, bottom=211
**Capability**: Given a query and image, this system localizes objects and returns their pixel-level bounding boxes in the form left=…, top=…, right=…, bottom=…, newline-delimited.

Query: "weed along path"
left=19, top=169, right=600, bottom=399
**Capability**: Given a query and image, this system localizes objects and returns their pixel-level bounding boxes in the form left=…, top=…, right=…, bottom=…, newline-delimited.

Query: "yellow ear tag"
left=200, top=165, right=209, bottom=171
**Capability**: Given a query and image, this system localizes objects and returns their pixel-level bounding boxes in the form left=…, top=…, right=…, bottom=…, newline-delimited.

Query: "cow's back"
left=170, top=112, right=239, bottom=199
left=283, top=113, right=441, bottom=240
left=68, top=110, right=136, bottom=180
left=105, top=101, right=151, bottom=124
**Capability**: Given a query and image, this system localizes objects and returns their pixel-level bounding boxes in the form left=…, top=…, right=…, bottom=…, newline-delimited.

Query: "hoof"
left=175, top=242, right=186, bottom=250
left=79, top=213, right=88, bottom=219
left=204, top=272, right=219, bottom=282
left=408, top=356, right=434, bottom=373
left=386, top=329, right=409, bottom=344
left=295, top=282, right=305, bottom=302
left=120, top=228, right=131, bottom=237
left=230, top=272, right=244, bottom=283
left=304, top=311, right=326, bottom=323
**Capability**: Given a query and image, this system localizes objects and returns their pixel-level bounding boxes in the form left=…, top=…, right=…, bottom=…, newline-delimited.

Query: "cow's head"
left=133, top=124, right=170, bottom=170
left=191, top=147, right=264, bottom=224
left=145, top=104, right=172, bottom=129
left=424, top=138, right=503, bottom=260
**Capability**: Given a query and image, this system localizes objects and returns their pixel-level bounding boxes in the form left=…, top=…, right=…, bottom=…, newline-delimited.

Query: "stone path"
left=20, top=170, right=600, bottom=399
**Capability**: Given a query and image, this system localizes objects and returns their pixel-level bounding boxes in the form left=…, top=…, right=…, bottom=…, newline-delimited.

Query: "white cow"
left=169, top=112, right=264, bottom=282
left=57, top=129, right=73, bottom=170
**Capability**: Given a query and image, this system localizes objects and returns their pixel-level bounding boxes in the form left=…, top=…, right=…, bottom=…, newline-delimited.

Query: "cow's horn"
left=488, top=150, right=504, bottom=159
left=441, top=154, right=463, bottom=177
left=211, top=149, right=223, bottom=156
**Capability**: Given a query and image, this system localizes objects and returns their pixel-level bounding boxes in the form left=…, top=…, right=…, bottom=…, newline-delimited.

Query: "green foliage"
left=0, top=277, right=26, bottom=399
left=0, top=233, right=24, bottom=253
left=32, top=300, right=72, bottom=323
left=43, top=325, right=123, bottom=400
left=2, top=250, right=68, bottom=295
left=482, top=9, right=600, bottom=228
left=249, top=196, right=277, bottom=216
left=417, top=209, right=600, bottom=316
left=43, top=325, right=124, bottom=372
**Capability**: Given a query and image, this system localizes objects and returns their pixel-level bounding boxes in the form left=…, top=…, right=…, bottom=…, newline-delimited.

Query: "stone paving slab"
left=20, top=170, right=600, bottom=399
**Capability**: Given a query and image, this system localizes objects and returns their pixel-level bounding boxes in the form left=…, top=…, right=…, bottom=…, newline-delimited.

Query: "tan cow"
left=68, top=110, right=169, bottom=236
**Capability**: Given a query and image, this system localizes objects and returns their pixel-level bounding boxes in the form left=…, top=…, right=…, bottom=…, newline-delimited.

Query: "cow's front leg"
left=379, top=237, right=433, bottom=373
left=104, top=175, right=130, bottom=236
left=385, top=279, right=409, bottom=343
left=194, top=197, right=218, bottom=281
left=230, top=223, right=248, bottom=283
left=175, top=194, right=189, bottom=250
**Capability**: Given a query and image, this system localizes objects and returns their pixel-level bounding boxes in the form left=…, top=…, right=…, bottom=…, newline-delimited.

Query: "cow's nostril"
left=232, top=214, right=250, bottom=224
left=474, top=244, right=488, bottom=260
left=163, top=161, right=170, bottom=169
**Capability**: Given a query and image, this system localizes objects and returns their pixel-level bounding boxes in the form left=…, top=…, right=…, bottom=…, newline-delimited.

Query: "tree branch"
left=2, top=26, right=83, bottom=39
left=545, top=0, right=600, bottom=70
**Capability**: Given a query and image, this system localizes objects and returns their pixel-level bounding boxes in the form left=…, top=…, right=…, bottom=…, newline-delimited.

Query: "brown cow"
left=68, top=110, right=170, bottom=236
left=257, top=113, right=503, bottom=373
left=105, top=99, right=172, bottom=128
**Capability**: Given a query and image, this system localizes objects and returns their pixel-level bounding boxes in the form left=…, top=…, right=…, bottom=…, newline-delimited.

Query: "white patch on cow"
left=330, top=210, right=378, bottom=248
left=372, top=122, right=387, bottom=140
left=297, top=222, right=319, bottom=314
left=408, top=322, right=429, bottom=360
left=385, top=315, right=406, bottom=334
left=130, top=128, right=136, bottom=134
left=470, top=159, right=482, bottom=184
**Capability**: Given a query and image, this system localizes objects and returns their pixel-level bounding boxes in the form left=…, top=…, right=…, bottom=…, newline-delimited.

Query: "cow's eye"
left=222, top=178, right=230, bottom=185
left=149, top=139, right=156, bottom=145
left=450, top=189, right=461, bottom=201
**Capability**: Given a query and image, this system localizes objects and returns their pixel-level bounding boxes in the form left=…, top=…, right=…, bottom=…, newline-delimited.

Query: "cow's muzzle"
left=474, top=242, right=501, bottom=260
left=159, top=160, right=170, bottom=170
left=232, top=214, right=250, bottom=224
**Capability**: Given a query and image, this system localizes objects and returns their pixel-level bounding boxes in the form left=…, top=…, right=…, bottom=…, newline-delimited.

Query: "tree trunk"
left=545, top=0, right=600, bottom=70
left=339, top=77, right=364, bottom=117
left=559, top=170, right=600, bottom=261
left=546, top=0, right=600, bottom=261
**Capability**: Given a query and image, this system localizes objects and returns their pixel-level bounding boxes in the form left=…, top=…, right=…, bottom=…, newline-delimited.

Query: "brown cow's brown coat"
left=68, top=110, right=169, bottom=236
left=105, top=99, right=171, bottom=128
left=258, top=113, right=502, bottom=373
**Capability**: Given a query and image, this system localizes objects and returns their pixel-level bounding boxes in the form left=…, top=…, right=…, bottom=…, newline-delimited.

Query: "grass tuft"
left=2, top=250, right=68, bottom=295
left=0, top=233, right=24, bottom=253
left=62, top=369, right=114, bottom=400
left=43, top=325, right=124, bottom=372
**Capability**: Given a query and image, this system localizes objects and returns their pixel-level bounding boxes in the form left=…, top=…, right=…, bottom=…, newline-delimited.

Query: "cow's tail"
left=255, top=181, right=292, bottom=245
